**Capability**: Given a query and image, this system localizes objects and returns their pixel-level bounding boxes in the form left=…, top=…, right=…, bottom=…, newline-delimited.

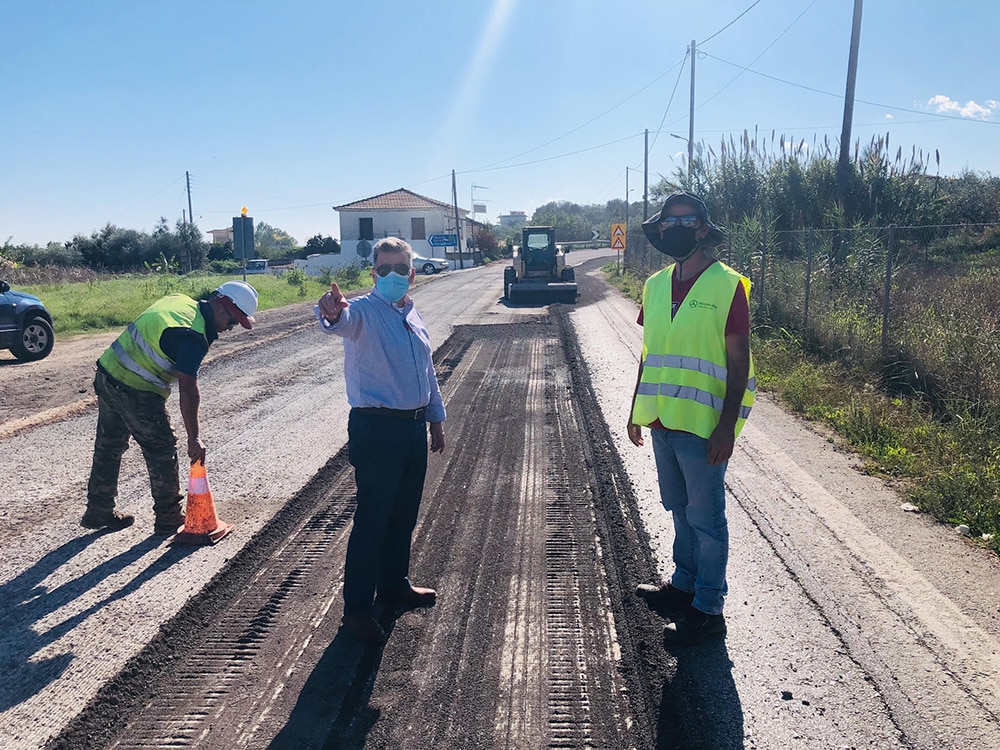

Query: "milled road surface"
left=2, top=252, right=1000, bottom=749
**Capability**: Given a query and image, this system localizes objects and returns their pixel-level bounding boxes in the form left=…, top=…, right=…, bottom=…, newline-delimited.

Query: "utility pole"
left=643, top=129, right=649, bottom=220
left=186, top=171, right=194, bottom=226
left=625, top=168, right=630, bottom=230
left=688, top=40, right=696, bottom=176
left=837, top=0, right=864, bottom=205
left=452, top=170, right=464, bottom=270
left=624, top=168, right=630, bottom=270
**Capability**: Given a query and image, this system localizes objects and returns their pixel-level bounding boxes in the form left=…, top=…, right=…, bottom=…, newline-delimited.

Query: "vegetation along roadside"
left=5, top=265, right=373, bottom=337
left=606, top=262, right=1000, bottom=556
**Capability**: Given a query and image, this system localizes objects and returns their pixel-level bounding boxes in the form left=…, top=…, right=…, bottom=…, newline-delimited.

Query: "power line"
left=187, top=174, right=326, bottom=205
left=644, top=50, right=691, bottom=166
left=696, top=0, right=822, bottom=111
left=117, top=174, right=186, bottom=216
left=702, top=52, right=1000, bottom=125
left=471, top=60, right=687, bottom=172
left=700, top=0, right=763, bottom=45
left=176, top=5, right=808, bottom=219
left=461, top=132, right=645, bottom=175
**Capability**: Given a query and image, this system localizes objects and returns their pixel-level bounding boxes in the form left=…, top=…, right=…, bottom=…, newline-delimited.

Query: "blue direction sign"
left=428, top=233, right=458, bottom=247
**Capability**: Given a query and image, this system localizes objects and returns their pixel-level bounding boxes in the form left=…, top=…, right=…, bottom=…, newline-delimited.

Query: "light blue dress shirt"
left=315, top=287, right=446, bottom=423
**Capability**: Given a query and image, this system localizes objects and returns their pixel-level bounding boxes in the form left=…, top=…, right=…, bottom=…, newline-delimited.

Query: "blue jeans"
left=651, top=429, right=729, bottom=615
left=343, top=409, right=428, bottom=617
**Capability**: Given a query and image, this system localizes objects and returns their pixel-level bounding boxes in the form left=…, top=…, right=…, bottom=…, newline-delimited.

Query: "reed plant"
left=620, top=130, right=1000, bottom=551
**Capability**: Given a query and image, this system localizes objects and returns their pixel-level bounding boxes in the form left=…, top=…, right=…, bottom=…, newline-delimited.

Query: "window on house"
left=359, top=217, right=374, bottom=241
left=411, top=217, right=426, bottom=240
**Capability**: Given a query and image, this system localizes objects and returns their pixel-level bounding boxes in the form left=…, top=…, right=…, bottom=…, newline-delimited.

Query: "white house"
left=333, top=188, right=480, bottom=266
left=208, top=227, right=233, bottom=245
left=499, top=211, right=528, bottom=230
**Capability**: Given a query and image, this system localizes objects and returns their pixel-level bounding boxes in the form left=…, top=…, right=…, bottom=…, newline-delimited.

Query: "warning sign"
left=611, top=223, right=626, bottom=250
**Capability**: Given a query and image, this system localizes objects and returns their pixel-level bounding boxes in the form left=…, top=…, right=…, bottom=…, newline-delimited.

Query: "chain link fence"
left=623, top=221, right=1000, bottom=412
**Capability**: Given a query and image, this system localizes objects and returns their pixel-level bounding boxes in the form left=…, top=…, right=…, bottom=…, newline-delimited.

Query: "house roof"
left=334, top=187, right=467, bottom=214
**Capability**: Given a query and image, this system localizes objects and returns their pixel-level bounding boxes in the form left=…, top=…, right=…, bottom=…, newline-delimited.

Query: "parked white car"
left=413, top=255, right=450, bottom=275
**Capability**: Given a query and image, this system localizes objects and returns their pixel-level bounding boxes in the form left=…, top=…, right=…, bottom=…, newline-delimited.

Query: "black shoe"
left=342, top=614, right=387, bottom=645
left=636, top=583, right=694, bottom=613
left=663, top=606, right=726, bottom=646
left=378, top=584, right=437, bottom=609
left=81, top=509, right=135, bottom=532
left=154, top=511, right=185, bottom=535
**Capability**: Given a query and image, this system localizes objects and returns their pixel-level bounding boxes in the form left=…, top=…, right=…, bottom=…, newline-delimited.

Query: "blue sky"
left=3, top=0, right=997, bottom=247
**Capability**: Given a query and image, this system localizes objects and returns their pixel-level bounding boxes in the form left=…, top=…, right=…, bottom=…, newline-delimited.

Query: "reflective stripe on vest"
left=98, top=295, right=207, bottom=397
left=632, top=262, right=755, bottom=439
left=640, top=354, right=758, bottom=397
left=635, top=380, right=755, bottom=420
left=108, top=322, right=175, bottom=390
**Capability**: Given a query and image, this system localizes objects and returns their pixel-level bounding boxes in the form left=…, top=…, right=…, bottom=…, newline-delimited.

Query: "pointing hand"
left=319, top=282, right=348, bottom=322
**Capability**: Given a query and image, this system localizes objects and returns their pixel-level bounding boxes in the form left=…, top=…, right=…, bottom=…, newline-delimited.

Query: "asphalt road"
left=1, top=250, right=999, bottom=749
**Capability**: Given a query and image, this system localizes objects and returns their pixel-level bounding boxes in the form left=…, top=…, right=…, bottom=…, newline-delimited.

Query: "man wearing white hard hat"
left=81, top=280, right=258, bottom=534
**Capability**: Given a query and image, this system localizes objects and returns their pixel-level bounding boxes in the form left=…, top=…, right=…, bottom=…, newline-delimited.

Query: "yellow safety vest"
left=98, top=295, right=207, bottom=398
left=631, top=262, right=755, bottom=439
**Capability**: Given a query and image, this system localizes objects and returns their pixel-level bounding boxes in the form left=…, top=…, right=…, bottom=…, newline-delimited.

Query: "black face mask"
left=658, top=226, right=699, bottom=261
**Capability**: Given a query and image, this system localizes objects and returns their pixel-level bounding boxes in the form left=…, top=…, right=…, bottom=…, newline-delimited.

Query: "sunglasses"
left=659, top=215, right=700, bottom=229
left=374, top=263, right=411, bottom=277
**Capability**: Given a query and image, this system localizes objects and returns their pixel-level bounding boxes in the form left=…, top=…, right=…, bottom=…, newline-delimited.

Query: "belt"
left=353, top=406, right=428, bottom=420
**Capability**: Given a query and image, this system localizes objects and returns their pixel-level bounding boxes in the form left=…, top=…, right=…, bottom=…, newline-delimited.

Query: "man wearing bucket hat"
left=627, top=191, right=755, bottom=645
left=81, top=280, right=258, bottom=534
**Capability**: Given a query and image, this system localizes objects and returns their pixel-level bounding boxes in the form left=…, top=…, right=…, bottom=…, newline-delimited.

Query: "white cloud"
left=885, top=114, right=894, bottom=120
left=927, top=95, right=998, bottom=120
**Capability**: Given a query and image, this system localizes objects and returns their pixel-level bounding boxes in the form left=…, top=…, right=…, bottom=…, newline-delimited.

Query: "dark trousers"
left=86, top=367, right=184, bottom=517
left=343, top=409, right=429, bottom=616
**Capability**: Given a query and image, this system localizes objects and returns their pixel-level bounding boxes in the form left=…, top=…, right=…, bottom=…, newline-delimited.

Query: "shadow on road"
left=268, top=610, right=402, bottom=750
left=0, top=532, right=197, bottom=712
left=658, top=638, right=744, bottom=749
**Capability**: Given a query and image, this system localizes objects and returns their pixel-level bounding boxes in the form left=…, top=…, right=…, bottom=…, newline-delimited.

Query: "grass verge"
left=14, top=268, right=371, bottom=336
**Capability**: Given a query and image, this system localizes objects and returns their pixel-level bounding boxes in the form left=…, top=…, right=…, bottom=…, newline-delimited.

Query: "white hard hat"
left=214, top=281, right=258, bottom=329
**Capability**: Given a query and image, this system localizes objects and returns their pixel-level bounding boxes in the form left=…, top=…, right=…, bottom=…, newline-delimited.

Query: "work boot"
left=342, top=614, right=388, bottom=645
left=154, top=509, right=185, bottom=535
left=81, top=508, right=135, bottom=532
left=377, top=584, right=437, bottom=610
left=663, top=605, right=727, bottom=646
left=636, top=582, right=694, bottom=616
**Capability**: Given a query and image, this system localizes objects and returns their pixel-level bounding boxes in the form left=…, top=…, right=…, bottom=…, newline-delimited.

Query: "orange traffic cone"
left=173, top=459, right=232, bottom=545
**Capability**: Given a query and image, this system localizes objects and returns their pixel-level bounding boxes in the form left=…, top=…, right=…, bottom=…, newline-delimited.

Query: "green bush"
left=284, top=267, right=308, bottom=296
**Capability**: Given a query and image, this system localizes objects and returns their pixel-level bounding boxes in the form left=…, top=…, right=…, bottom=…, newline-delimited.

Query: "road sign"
left=591, top=230, right=600, bottom=241
left=428, top=233, right=458, bottom=247
left=611, top=223, right=626, bottom=251
left=233, top=215, right=255, bottom=259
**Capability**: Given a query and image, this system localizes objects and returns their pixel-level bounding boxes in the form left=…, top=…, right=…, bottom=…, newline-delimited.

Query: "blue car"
left=0, top=280, right=55, bottom=361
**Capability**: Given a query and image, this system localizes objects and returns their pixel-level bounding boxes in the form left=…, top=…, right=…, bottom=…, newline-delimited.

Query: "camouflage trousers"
left=86, top=367, right=184, bottom=516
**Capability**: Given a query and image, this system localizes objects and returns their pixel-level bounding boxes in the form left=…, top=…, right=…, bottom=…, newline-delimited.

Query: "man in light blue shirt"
left=316, top=237, right=446, bottom=645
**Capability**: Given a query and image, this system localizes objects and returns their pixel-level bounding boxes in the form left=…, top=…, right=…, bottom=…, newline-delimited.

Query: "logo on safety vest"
left=688, top=299, right=718, bottom=311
